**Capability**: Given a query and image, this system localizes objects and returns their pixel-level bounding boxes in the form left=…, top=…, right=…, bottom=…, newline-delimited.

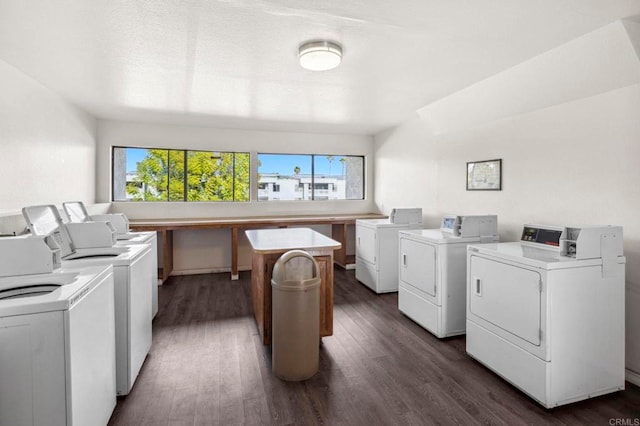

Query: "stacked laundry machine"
left=0, top=236, right=117, bottom=426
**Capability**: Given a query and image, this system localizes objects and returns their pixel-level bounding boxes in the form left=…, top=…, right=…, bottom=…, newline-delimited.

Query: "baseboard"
left=169, top=266, right=252, bottom=276
left=626, top=368, right=640, bottom=386
left=169, top=262, right=354, bottom=276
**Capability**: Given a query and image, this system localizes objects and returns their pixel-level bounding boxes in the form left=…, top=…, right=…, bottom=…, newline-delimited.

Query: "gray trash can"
left=271, top=250, right=321, bottom=381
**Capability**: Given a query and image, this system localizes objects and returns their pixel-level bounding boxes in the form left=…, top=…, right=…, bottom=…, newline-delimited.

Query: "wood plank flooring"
left=109, top=268, right=640, bottom=425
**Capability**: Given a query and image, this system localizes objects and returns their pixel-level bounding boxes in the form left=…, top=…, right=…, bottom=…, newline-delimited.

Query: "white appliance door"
left=67, top=273, right=116, bottom=426
left=400, top=237, right=437, bottom=301
left=0, top=312, right=66, bottom=426
left=128, top=248, right=153, bottom=390
left=469, top=255, right=542, bottom=346
left=356, top=224, right=377, bottom=266
left=113, top=247, right=153, bottom=395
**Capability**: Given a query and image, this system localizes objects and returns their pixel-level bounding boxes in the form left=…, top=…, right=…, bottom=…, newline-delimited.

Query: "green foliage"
left=129, top=149, right=250, bottom=202
left=127, top=149, right=169, bottom=201
left=234, top=153, right=250, bottom=201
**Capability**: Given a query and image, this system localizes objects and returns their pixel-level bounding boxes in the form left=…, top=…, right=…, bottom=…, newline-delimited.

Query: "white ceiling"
left=1, top=0, right=639, bottom=136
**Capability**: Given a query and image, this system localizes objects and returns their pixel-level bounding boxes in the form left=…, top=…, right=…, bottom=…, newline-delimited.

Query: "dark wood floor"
left=109, top=268, right=640, bottom=425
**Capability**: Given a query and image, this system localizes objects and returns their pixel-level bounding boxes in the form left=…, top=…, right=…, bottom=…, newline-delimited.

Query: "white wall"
left=0, top=59, right=97, bottom=233
left=96, top=120, right=375, bottom=272
left=418, top=21, right=640, bottom=135
left=374, top=21, right=640, bottom=382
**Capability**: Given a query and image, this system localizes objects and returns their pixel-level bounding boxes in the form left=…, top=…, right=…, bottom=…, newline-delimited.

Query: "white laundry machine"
left=63, top=200, right=132, bottom=239
left=466, top=224, right=626, bottom=408
left=398, top=215, right=498, bottom=337
left=356, top=208, right=423, bottom=293
left=0, top=236, right=116, bottom=426
left=63, top=201, right=159, bottom=318
left=116, top=232, right=159, bottom=318
left=23, top=205, right=153, bottom=396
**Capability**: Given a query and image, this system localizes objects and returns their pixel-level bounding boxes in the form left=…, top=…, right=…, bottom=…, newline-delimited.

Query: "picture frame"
left=466, top=159, right=502, bottom=191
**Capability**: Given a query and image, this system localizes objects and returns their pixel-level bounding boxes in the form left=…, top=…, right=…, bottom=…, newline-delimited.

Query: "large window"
left=257, top=153, right=364, bottom=201
left=113, top=147, right=250, bottom=202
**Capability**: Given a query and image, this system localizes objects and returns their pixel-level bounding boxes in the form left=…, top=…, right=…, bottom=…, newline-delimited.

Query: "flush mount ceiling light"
left=298, top=40, right=342, bottom=71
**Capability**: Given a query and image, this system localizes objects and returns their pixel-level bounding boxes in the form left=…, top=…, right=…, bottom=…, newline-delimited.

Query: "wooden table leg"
left=231, top=227, right=239, bottom=280
left=331, top=223, right=348, bottom=268
left=161, top=229, right=173, bottom=282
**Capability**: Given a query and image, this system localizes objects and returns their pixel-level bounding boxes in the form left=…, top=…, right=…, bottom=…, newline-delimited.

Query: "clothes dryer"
left=355, top=208, right=423, bottom=293
left=466, top=224, right=625, bottom=408
left=0, top=237, right=116, bottom=426
left=23, top=205, right=153, bottom=396
left=398, top=215, right=497, bottom=337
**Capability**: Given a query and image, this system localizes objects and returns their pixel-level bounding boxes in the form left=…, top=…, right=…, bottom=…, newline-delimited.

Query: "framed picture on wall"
left=466, top=159, right=502, bottom=191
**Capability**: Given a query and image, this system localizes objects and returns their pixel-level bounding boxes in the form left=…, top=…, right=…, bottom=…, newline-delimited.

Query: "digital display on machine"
left=521, top=226, right=562, bottom=246
left=537, top=229, right=562, bottom=246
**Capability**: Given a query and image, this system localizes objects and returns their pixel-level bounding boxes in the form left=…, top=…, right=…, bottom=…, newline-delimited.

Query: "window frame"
left=111, top=146, right=250, bottom=202
left=257, top=153, right=365, bottom=202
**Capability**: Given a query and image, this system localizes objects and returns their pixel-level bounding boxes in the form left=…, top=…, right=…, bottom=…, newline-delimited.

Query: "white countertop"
left=245, top=227, right=341, bottom=253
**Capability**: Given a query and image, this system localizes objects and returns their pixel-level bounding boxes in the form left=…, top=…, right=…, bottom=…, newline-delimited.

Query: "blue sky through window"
left=258, top=154, right=311, bottom=175
left=125, top=148, right=148, bottom=172
left=259, top=154, right=346, bottom=176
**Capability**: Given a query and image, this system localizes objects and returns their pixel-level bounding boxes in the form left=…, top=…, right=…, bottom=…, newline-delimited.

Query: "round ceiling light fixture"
left=298, top=40, right=342, bottom=71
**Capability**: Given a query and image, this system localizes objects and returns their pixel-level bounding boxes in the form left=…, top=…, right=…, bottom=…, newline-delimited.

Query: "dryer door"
left=469, top=255, right=542, bottom=346
left=356, top=224, right=377, bottom=266
left=400, top=237, right=437, bottom=301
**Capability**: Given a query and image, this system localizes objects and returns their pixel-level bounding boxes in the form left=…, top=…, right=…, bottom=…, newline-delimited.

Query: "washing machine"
left=23, top=205, right=153, bottom=396
left=0, top=236, right=116, bottom=426
left=398, top=215, right=498, bottom=337
left=356, top=208, right=423, bottom=293
left=116, top=232, right=159, bottom=317
left=466, top=224, right=625, bottom=408
left=63, top=201, right=159, bottom=318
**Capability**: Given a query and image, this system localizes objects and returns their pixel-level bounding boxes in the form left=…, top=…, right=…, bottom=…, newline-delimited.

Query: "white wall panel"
left=419, top=21, right=640, bottom=135
left=0, top=60, right=97, bottom=218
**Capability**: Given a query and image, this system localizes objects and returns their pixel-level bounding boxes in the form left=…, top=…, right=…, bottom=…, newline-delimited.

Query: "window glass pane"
left=168, top=150, right=185, bottom=201
left=234, top=153, right=250, bottom=202
left=113, top=147, right=170, bottom=201
left=140, top=149, right=170, bottom=201
left=183, top=151, right=249, bottom=202
left=313, top=155, right=364, bottom=200
left=257, top=154, right=312, bottom=201
left=114, top=147, right=250, bottom=202
left=185, top=151, right=229, bottom=201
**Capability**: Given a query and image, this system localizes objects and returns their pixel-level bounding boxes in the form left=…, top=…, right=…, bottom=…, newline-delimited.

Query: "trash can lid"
left=271, top=250, right=321, bottom=289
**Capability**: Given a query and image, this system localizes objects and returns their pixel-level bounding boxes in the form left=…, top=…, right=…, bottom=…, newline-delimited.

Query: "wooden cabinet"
left=245, top=228, right=340, bottom=345
left=251, top=252, right=333, bottom=345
